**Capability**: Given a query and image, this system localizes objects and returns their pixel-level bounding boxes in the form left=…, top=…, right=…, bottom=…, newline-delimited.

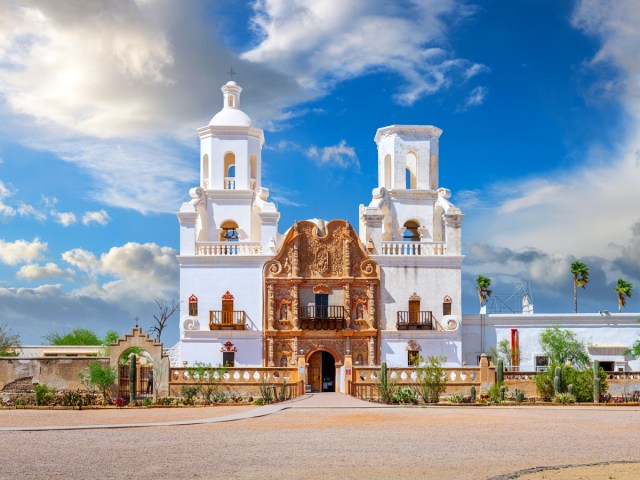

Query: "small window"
left=535, top=355, right=548, bottom=372
left=599, top=361, right=614, bottom=372
left=223, top=351, right=235, bottom=367
left=188, top=295, right=198, bottom=316
left=228, top=95, right=235, bottom=107
left=408, top=350, right=420, bottom=366
left=403, top=221, right=420, bottom=242
left=443, top=296, right=452, bottom=316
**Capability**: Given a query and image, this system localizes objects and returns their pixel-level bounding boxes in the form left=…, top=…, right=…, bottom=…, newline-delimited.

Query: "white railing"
left=380, top=241, right=447, bottom=256
left=196, top=242, right=262, bottom=256
left=224, top=177, right=236, bottom=190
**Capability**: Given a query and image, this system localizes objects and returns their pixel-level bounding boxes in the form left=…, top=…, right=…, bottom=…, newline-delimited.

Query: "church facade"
left=173, top=81, right=640, bottom=390
left=174, top=81, right=465, bottom=390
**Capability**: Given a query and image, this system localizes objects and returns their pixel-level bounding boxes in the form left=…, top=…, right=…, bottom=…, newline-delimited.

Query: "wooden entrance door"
left=309, top=352, right=322, bottom=392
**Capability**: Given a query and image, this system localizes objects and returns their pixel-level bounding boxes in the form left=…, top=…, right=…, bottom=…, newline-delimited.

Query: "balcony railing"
left=396, top=311, right=433, bottom=330
left=224, top=177, right=236, bottom=190
left=196, top=242, right=262, bottom=256
left=298, top=305, right=346, bottom=330
left=209, top=310, right=246, bottom=330
left=381, top=241, right=447, bottom=256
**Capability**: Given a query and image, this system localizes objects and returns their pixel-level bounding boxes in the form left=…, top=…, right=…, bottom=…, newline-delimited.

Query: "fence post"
left=343, top=354, right=353, bottom=395
left=479, top=353, right=493, bottom=394
left=297, top=354, right=306, bottom=396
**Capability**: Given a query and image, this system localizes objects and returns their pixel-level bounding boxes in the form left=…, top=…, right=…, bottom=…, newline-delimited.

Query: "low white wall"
left=179, top=331, right=263, bottom=367
left=462, top=313, right=640, bottom=371
left=380, top=330, right=462, bottom=367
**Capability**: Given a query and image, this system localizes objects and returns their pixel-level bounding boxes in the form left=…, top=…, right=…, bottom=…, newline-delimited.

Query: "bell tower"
left=198, top=81, right=262, bottom=191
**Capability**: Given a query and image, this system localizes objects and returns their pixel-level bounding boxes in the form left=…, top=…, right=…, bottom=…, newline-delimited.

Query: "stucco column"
left=292, top=284, right=300, bottom=330
left=268, top=337, right=274, bottom=367
left=368, top=337, right=375, bottom=366
left=444, top=210, right=464, bottom=255
left=343, top=238, right=351, bottom=277
left=367, top=282, right=376, bottom=329
left=267, top=283, right=275, bottom=330
left=344, top=283, right=351, bottom=329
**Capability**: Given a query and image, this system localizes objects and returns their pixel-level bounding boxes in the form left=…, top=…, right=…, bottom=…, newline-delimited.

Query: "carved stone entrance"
left=307, top=350, right=336, bottom=393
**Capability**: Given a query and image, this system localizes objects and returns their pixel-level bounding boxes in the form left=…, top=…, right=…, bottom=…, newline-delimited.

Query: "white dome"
left=209, top=108, right=252, bottom=127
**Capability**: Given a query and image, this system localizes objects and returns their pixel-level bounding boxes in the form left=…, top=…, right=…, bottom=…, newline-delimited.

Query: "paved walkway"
left=0, top=393, right=378, bottom=432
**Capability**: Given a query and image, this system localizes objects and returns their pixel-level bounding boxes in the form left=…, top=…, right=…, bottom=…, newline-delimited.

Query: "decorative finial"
left=134, top=316, right=139, bottom=328
left=228, top=65, right=237, bottom=81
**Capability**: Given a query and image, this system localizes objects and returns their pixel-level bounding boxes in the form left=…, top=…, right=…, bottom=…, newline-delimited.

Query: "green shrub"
left=61, top=389, right=94, bottom=408
left=487, top=382, right=507, bottom=403
left=142, top=397, right=152, bottom=406
left=553, top=392, right=576, bottom=404
left=209, top=392, right=227, bottom=403
left=415, top=355, right=447, bottom=404
left=181, top=386, right=198, bottom=405
left=392, top=386, right=419, bottom=404
left=14, top=399, right=27, bottom=406
left=154, top=397, right=174, bottom=406
left=34, top=384, right=56, bottom=406
left=447, top=392, right=465, bottom=404
left=535, top=364, right=607, bottom=402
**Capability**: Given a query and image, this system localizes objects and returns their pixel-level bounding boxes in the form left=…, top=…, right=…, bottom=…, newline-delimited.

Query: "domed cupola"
left=209, top=81, right=252, bottom=127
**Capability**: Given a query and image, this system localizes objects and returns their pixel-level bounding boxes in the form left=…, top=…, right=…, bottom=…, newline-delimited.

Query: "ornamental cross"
left=228, top=65, right=237, bottom=80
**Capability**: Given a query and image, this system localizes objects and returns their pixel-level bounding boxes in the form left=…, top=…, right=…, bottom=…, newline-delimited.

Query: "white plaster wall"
left=178, top=259, right=268, bottom=335
left=376, top=260, right=462, bottom=330
left=381, top=331, right=462, bottom=367
left=462, top=313, right=640, bottom=371
left=207, top=198, right=254, bottom=241
left=179, top=332, right=263, bottom=367
left=388, top=193, right=436, bottom=241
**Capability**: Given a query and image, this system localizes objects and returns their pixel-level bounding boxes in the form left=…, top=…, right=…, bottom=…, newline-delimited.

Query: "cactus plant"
left=515, top=389, right=525, bottom=402
left=593, top=360, right=600, bottom=403
left=496, top=358, right=504, bottom=384
left=553, top=366, right=562, bottom=395
left=499, top=385, right=505, bottom=402
left=470, top=386, right=476, bottom=403
left=381, top=362, right=388, bottom=391
left=567, top=384, right=574, bottom=397
left=129, top=353, right=137, bottom=404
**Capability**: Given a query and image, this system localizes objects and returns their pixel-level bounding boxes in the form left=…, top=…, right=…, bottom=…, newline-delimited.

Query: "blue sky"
left=1, top=0, right=639, bottom=345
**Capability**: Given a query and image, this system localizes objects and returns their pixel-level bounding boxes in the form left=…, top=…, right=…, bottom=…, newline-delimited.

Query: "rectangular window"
left=443, top=302, right=451, bottom=316
left=408, top=350, right=420, bottom=366
left=535, top=355, right=549, bottom=372
left=189, top=302, right=198, bottom=316
left=223, top=352, right=235, bottom=367
left=315, top=293, right=329, bottom=318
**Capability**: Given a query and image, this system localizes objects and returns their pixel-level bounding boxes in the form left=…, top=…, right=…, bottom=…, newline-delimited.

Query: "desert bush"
left=154, top=397, right=175, bottom=406
left=392, top=386, right=419, bottom=404
left=552, top=392, right=576, bottom=404
left=415, top=355, right=447, bottom=404
left=34, top=384, right=56, bottom=406
left=113, top=397, right=128, bottom=408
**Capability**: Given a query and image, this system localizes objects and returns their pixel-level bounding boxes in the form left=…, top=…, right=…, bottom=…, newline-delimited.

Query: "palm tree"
left=476, top=275, right=492, bottom=310
left=570, top=261, right=589, bottom=313
left=614, top=278, right=633, bottom=313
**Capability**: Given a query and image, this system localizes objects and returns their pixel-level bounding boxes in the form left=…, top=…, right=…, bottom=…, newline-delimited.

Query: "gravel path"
left=0, top=397, right=638, bottom=479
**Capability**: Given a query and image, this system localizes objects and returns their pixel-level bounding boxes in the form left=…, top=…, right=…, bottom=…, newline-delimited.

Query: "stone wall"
left=0, top=357, right=109, bottom=398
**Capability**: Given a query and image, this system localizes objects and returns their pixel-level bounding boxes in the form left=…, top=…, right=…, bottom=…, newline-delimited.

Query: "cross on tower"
left=228, top=65, right=237, bottom=81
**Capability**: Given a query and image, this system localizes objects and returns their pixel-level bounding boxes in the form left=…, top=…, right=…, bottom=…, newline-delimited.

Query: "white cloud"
left=458, top=85, right=487, bottom=112
left=55, top=211, right=77, bottom=226
left=81, top=209, right=110, bottom=226
left=0, top=180, right=44, bottom=220
left=61, top=242, right=178, bottom=305
left=0, top=238, right=47, bottom=265
left=16, top=262, right=68, bottom=280
left=306, top=140, right=359, bottom=169
left=462, top=1, right=640, bottom=261
left=244, top=0, right=484, bottom=106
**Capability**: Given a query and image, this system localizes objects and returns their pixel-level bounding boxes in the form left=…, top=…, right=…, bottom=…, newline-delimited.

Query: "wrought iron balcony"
left=298, top=305, right=346, bottom=330
left=396, top=311, right=433, bottom=330
left=209, top=310, right=246, bottom=330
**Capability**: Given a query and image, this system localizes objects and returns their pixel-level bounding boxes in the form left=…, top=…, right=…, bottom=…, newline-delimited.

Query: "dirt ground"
left=0, top=405, right=255, bottom=427
left=0, top=402, right=638, bottom=479
left=507, top=462, right=640, bottom=479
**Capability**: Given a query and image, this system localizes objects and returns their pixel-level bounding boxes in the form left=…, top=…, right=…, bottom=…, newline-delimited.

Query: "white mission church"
left=172, top=81, right=640, bottom=392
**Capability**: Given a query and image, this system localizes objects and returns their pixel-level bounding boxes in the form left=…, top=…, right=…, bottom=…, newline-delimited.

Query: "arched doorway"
left=307, top=350, right=336, bottom=392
